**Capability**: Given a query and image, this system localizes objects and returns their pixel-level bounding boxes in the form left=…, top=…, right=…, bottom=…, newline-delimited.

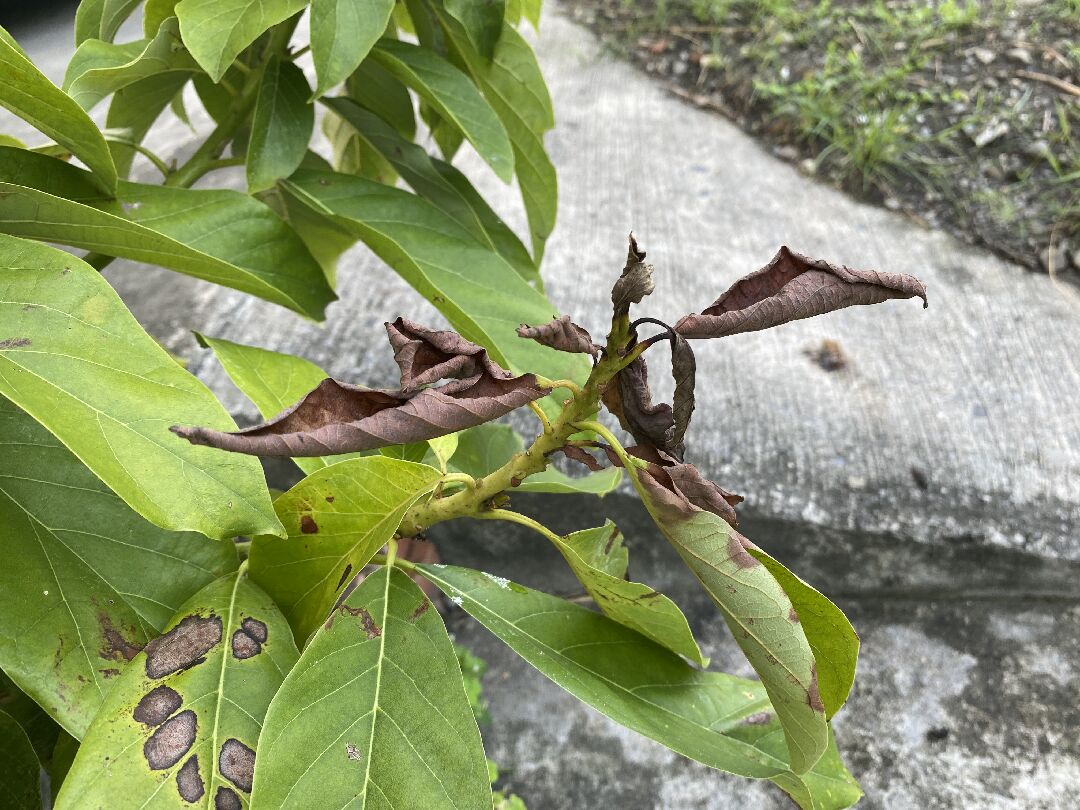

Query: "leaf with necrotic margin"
left=517, top=314, right=600, bottom=356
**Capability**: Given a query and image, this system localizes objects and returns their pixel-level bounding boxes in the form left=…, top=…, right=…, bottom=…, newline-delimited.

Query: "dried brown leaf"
left=611, top=234, right=655, bottom=318
left=516, top=315, right=600, bottom=356
left=172, top=323, right=545, bottom=457
left=675, top=246, right=928, bottom=339
left=669, top=333, right=696, bottom=456
left=554, top=445, right=605, bottom=472
left=602, top=352, right=676, bottom=457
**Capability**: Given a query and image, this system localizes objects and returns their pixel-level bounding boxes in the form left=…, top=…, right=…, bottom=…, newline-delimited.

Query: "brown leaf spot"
left=0, top=337, right=32, bottom=349
left=176, top=755, right=205, bottom=803
left=604, top=527, right=621, bottom=555
left=740, top=711, right=774, bottom=726
left=100, top=668, right=121, bottom=678
left=336, top=564, right=354, bottom=590
left=143, top=709, right=196, bottom=770
left=300, top=514, right=319, bottom=534
left=215, top=787, right=242, bottom=810
left=241, top=618, right=267, bottom=643
left=789, top=607, right=801, bottom=624
left=144, top=614, right=223, bottom=679
left=325, top=495, right=335, bottom=503
left=133, top=685, right=183, bottom=727
left=346, top=742, right=362, bottom=761
left=410, top=599, right=431, bottom=622
left=218, top=738, right=255, bottom=792
left=98, top=613, right=143, bottom=662
left=807, top=664, right=825, bottom=713
left=727, top=533, right=760, bottom=569
left=338, top=604, right=382, bottom=639
left=231, top=630, right=261, bottom=660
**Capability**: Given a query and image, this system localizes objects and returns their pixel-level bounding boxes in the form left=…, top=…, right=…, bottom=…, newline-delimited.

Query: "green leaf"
left=251, top=566, right=492, bottom=809
left=106, top=72, right=191, bottom=178
left=345, top=58, right=416, bottom=140
left=554, top=522, right=707, bottom=665
left=144, top=0, right=182, bottom=37
left=55, top=568, right=299, bottom=809
left=426, top=432, right=459, bottom=471
left=0, top=398, right=239, bottom=737
left=249, top=457, right=441, bottom=644
left=74, top=0, right=143, bottom=45
left=757, top=727, right=863, bottom=810
left=0, top=26, right=117, bottom=193
left=280, top=170, right=590, bottom=400
left=451, top=423, right=620, bottom=495
left=64, top=18, right=200, bottom=111
left=0, top=235, right=283, bottom=539
left=0, top=671, right=63, bottom=762
left=176, top=0, right=308, bottom=81
left=247, top=57, right=315, bottom=192
left=445, top=0, right=506, bottom=59
left=436, top=13, right=556, bottom=259
left=0, top=148, right=336, bottom=320
left=372, top=38, right=514, bottom=182
left=310, top=0, right=395, bottom=98
left=0, top=709, right=40, bottom=809
left=415, top=563, right=858, bottom=806
left=322, top=97, right=539, bottom=285
left=747, top=547, right=859, bottom=719
left=637, top=491, right=829, bottom=773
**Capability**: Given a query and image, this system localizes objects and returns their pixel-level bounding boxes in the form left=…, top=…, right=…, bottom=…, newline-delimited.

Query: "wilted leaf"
left=55, top=569, right=299, bottom=810
left=249, top=457, right=441, bottom=643
left=670, top=332, right=696, bottom=453
left=372, top=39, right=514, bottom=182
left=517, top=314, right=600, bottom=356
left=251, top=567, right=491, bottom=809
left=611, top=234, right=654, bottom=318
left=417, top=564, right=861, bottom=807
left=636, top=468, right=828, bottom=774
left=555, top=522, right=707, bottom=665
left=310, top=0, right=395, bottom=97
left=675, top=246, right=928, bottom=339
left=0, top=26, right=117, bottom=192
left=173, top=319, right=545, bottom=457
left=0, top=235, right=282, bottom=539
left=746, top=547, right=859, bottom=719
left=0, top=709, right=40, bottom=809
left=247, top=57, right=314, bottom=192
left=0, top=398, right=240, bottom=738
left=176, top=0, right=308, bottom=82
left=603, top=353, right=676, bottom=458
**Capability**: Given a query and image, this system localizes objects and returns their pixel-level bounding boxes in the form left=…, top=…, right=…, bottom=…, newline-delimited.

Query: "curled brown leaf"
left=516, top=315, right=600, bottom=356
left=611, top=234, right=655, bottom=318
left=172, top=322, right=545, bottom=457
left=674, top=246, right=928, bottom=339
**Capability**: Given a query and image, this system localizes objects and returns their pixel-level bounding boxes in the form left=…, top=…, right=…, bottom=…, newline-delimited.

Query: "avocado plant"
left=0, top=0, right=927, bottom=808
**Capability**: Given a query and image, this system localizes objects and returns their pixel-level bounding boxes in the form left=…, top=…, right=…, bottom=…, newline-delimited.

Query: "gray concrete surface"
left=3, top=4, right=1079, bottom=808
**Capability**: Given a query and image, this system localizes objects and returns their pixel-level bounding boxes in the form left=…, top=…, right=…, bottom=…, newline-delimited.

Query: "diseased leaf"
left=0, top=148, right=335, bottom=320
left=279, top=169, right=590, bottom=403
left=0, top=709, right=41, bottom=810
left=554, top=522, right=707, bottom=665
left=249, top=457, right=441, bottom=644
left=0, top=26, right=117, bottom=192
left=451, top=423, right=622, bottom=496
left=372, top=38, right=514, bottom=182
left=517, top=314, right=600, bottom=356
left=746, top=547, right=859, bottom=719
left=563, top=519, right=629, bottom=578
left=55, top=569, right=299, bottom=809
left=416, top=564, right=861, bottom=807
left=603, top=353, right=677, bottom=458
left=173, top=319, right=546, bottom=457
left=310, top=0, right=395, bottom=97
left=63, top=18, right=199, bottom=112
left=251, top=567, right=491, bottom=808
left=321, top=97, right=538, bottom=284
left=670, top=332, right=696, bottom=453
left=0, top=236, right=282, bottom=540
left=635, top=466, right=828, bottom=774
left=247, top=57, right=314, bottom=192
left=611, top=234, right=654, bottom=318
left=675, top=246, right=928, bottom=339
left=444, top=0, right=506, bottom=60
left=176, top=0, right=308, bottom=82
left=435, top=13, right=556, bottom=259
